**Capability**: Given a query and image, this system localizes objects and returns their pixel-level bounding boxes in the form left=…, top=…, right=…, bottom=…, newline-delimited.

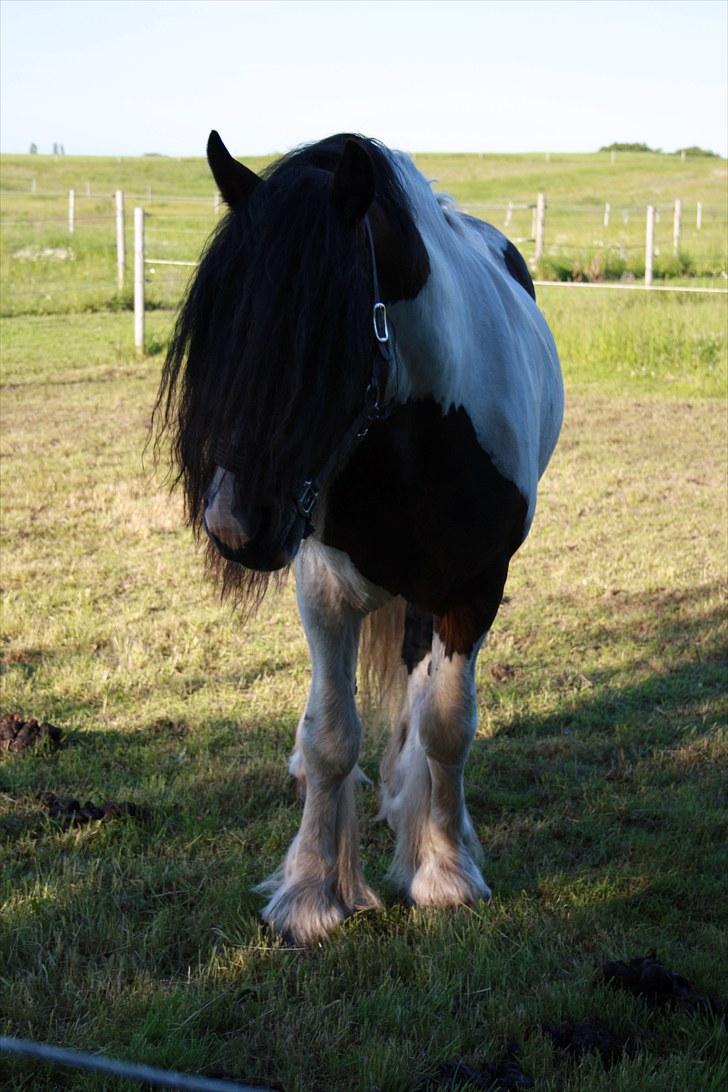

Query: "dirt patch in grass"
left=541, top=1017, right=626, bottom=1065
left=603, top=954, right=727, bottom=1021
left=0, top=712, right=63, bottom=752
left=491, top=662, right=520, bottom=683
left=421, top=1045, right=533, bottom=1090
left=39, top=791, right=151, bottom=828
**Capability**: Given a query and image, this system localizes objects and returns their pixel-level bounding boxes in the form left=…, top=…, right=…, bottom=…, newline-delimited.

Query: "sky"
left=1, top=0, right=726, bottom=158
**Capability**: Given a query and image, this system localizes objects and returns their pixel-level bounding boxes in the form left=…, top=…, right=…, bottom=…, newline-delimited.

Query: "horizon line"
left=2, top=147, right=726, bottom=161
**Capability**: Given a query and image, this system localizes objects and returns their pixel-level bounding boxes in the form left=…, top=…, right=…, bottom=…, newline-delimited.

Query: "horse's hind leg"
left=382, top=602, right=492, bottom=908
left=256, top=548, right=381, bottom=944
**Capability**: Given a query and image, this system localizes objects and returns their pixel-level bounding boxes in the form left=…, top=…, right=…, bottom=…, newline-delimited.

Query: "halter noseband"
left=215, top=214, right=397, bottom=535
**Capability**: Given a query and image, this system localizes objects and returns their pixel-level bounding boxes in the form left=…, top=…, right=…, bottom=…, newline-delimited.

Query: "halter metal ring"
left=297, top=479, right=319, bottom=518
left=372, top=302, right=389, bottom=343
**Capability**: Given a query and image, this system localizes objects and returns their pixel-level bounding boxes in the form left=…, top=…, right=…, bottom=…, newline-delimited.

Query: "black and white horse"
left=156, top=132, right=563, bottom=944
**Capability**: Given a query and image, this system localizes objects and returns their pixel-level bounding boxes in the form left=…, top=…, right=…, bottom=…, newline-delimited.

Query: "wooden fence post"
left=115, top=190, right=125, bottom=291
left=504, top=201, right=513, bottom=227
left=534, top=192, right=545, bottom=263
left=68, top=189, right=75, bottom=235
left=214, top=190, right=221, bottom=216
left=30, top=177, right=36, bottom=194
left=673, top=199, right=682, bottom=253
left=134, top=207, right=145, bottom=353
left=603, top=202, right=610, bottom=227
left=696, top=201, right=702, bottom=231
left=645, top=205, right=655, bottom=287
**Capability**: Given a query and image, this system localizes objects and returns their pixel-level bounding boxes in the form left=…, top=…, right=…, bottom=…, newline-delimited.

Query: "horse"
left=155, top=131, right=564, bottom=945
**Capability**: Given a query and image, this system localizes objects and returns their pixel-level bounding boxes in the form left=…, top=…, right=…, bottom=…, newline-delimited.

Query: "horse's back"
left=458, top=213, right=536, bottom=300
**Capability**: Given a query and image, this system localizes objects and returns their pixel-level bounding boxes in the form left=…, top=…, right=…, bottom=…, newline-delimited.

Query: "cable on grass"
left=0, top=1036, right=273, bottom=1092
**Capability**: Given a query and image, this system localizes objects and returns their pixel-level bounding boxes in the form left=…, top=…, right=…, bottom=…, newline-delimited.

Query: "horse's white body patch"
left=301, top=537, right=392, bottom=616
left=389, top=153, right=563, bottom=530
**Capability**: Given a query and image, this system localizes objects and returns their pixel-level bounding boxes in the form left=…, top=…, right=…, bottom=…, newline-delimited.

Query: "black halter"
left=215, top=214, right=397, bottom=535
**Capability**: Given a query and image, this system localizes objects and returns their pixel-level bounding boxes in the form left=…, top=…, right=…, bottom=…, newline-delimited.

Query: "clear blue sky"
left=1, top=0, right=726, bottom=157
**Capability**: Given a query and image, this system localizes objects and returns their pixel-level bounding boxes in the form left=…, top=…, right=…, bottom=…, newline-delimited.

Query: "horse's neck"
left=389, top=241, right=483, bottom=406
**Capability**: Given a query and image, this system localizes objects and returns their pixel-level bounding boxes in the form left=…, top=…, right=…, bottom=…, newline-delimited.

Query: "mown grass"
left=1, top=148, right=727, bottom=1089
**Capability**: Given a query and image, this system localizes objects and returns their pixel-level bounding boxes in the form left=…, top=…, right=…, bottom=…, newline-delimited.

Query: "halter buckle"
left=296, top=479, right=319, bottom=518
left=373, top=302, right=389, bottom=343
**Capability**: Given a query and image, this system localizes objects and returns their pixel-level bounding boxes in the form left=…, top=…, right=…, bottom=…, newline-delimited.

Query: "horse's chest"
left=322, top=398, right=526, bottom=614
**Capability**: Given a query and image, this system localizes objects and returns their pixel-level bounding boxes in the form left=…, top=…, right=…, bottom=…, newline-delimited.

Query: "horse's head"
left=155, top=131, right=429, bottom=597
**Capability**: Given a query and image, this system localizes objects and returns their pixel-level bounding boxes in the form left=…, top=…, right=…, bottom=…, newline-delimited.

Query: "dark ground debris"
left=39, top=792, right=151, bottom=828
left=541, top=1017, right=625, bottom=1065
left=602, top=954, right=727, bottom=1022
left=490, top=662, right=519, bottom=683
left=420, top=1044, right=533, bottom=1090
left=0, top=712, right=63, bottom=752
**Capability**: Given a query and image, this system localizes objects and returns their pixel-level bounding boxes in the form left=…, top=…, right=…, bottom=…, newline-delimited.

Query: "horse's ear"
left=207, top=130, right=260, bottom=208
left=332, top=139, right=375, bottom=223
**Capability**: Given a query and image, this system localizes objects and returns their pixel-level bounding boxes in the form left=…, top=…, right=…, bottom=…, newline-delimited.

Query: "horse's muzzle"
left=205, top=520, right=304, bottom=571
left=203, top=465, right=307, bottom=571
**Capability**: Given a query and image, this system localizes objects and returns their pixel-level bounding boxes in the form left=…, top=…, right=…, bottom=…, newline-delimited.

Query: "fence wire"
left=2, top=188, right=727, bottom=321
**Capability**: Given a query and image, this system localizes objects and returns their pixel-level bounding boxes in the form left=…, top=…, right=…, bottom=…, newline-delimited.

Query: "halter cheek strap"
left=293, top=215, right=396, bottom=529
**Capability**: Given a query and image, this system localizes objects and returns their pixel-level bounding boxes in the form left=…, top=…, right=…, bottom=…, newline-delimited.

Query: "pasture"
left=1, top=149, right=727, bottom=1090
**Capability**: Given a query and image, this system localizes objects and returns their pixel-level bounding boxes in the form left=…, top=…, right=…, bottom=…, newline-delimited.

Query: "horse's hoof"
left=261, top=879, right=381, bottom=945
left=409, top=854, right=491, bottom=909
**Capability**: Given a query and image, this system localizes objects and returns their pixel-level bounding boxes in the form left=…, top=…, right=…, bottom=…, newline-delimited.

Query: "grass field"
left=1, top=149, right=727, bottom=1091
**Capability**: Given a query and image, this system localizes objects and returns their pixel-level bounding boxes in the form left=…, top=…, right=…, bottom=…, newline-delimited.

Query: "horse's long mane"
left=153, top=134, right=416, bottom=604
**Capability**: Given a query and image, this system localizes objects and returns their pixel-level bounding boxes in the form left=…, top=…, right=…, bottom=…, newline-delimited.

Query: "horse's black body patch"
left=402, top=604, right=433, bottom=672
left=503, top=240, right=536, bottom=299
left=323, top=398, right=527, bottom=648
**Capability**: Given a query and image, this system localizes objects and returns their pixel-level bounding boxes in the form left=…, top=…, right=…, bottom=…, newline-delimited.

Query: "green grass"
left=1, top=150, right=727, bottom=1090
left=540, top=289, right=727, bottom=397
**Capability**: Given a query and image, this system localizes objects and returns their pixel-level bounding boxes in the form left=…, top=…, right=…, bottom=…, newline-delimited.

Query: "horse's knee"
left=300, top=709, right=361, bottom=783
left=419, top=694, right=476, bottom=768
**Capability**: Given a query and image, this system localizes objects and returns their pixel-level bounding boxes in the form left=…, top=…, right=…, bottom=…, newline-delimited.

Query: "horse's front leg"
left=256, top=549, right=381, bottom=944
left=385, top=607, right=491, bottom=908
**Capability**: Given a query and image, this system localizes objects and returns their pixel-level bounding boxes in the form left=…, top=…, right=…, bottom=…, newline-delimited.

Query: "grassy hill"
left=2, top=148, right=726, bottom=205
